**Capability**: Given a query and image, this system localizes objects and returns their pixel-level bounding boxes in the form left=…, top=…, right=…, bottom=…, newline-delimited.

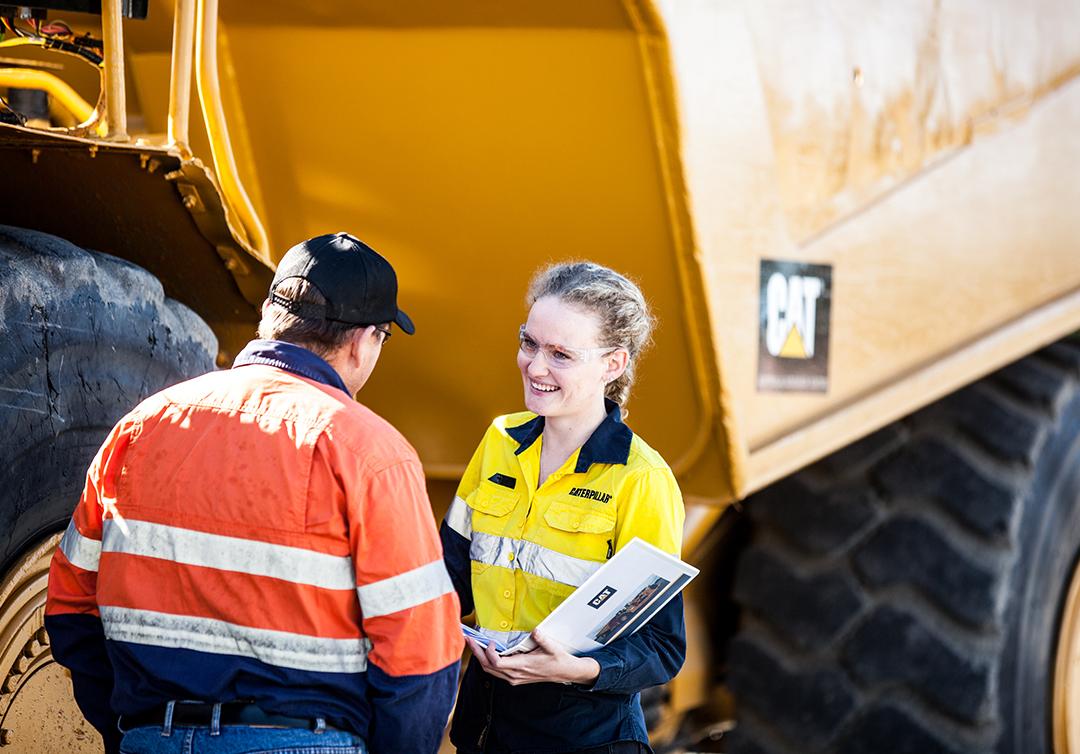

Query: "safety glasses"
left=518, top=325, right=617, bottom=369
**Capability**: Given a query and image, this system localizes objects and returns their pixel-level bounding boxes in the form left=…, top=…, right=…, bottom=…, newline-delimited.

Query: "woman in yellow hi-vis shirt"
left=440, top=262, right=686, bottom=754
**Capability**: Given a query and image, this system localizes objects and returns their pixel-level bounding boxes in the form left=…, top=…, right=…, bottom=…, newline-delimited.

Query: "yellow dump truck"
left=2, top=1, right=1079, bottom=752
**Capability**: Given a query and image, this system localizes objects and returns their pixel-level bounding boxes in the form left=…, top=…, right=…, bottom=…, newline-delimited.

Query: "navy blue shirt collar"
left=506, top=399, right=633, bottom=472
left=233, top=339, right=351, bottom=396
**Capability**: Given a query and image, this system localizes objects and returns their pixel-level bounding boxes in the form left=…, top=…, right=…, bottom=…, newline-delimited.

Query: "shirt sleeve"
left=582, top=466, right=687, bottom=695
left=348, top=451, right=464, bottom=754
left=45, top=418, right=136, bottom=754
left=439, top=427, right=490, bottom=618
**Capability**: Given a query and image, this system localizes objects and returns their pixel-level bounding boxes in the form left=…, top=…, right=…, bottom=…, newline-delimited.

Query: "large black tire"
left=0, top=225, right=217, bottom=570
left=727, top=338, right=1080, bottom=753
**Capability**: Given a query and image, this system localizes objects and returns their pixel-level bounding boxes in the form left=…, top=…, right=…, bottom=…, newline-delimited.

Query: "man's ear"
left=340, top=327, right=358, bottom=365
left=351, top=326, right=377, bottom=363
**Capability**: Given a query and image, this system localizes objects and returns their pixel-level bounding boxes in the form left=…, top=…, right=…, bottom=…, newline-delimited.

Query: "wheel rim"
left=1054, top=550, right=1080, bottom=754
left=0, top=534, right=100, bottom=752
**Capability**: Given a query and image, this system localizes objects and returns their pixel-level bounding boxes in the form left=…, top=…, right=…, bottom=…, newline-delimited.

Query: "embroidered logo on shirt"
left=488, top=473, right=517, bottom=490
left=569, top=487, right=612, bottom=504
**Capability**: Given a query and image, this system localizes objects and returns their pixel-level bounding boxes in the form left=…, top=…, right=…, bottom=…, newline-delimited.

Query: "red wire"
left=41, top=20, right=73, bottom=37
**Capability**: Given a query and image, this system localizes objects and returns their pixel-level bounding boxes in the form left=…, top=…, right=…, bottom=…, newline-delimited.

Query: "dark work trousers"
left=457, top=743, right=648, bottom=754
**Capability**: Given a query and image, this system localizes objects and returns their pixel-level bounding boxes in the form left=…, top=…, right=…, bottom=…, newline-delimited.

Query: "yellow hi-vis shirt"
left=442, top=402, right=685, bottom=648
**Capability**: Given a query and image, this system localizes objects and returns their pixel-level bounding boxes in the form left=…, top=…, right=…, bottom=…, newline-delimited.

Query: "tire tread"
left=729, top=342, right=1080, bottom=753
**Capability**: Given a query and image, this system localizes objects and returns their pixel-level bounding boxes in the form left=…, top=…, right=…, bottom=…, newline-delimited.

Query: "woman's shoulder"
left=464, top=410, right=541, bottom=454
left=625, top=431, right=674, bottom=476
left=491, top=409, right=538, bottom=431
left=483, top=410, right=540, bottom=440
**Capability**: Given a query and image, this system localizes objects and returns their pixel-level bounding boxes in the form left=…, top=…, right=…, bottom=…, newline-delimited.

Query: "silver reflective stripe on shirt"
left=59, top=518, right=102, bottom=572
left=100, top=605, right=371, bottom=674
left=444, top=495, right=472, bottom=538
left=101, top=519, right=355, bottom=590
left=356, top=559, right=454, bottom=618
left=469, top=531, right=602, bottom=588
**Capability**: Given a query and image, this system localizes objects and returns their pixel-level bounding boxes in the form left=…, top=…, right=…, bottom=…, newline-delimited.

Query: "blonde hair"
left=527, top=262, right=655, bottom=406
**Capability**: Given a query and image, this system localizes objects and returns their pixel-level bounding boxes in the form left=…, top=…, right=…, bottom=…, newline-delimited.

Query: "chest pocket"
left=544, top=500, right=616, bottom=534
left=466, top=479, right=519, bottom=532
left=542, top=500, right=616, bottom=564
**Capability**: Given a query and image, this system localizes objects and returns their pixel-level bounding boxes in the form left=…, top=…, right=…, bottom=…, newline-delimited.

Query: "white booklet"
left=463, top=537, right=699, bottom=656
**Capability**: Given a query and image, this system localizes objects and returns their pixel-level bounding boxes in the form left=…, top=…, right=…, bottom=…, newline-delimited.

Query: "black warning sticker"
left=757, top=259, right=832, bottom=393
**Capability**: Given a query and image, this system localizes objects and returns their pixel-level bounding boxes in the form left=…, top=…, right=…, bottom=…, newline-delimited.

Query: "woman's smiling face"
left=517, top=296, right=615, bottom=420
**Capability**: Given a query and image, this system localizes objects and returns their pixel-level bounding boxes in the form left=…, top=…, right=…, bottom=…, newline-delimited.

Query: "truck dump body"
left=188, top=2, right=733, bottom=501
left=136, top=0, right=1080, bottom=509
left=661, top=0, right=1080, bottom=496
left=2, top=0, right=1080, bottom=514
left=9, top=1, right=1078, bottom=509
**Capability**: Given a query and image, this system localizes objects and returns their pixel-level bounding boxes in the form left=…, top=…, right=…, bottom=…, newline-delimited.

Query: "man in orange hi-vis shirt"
left=45, top=233, right=463, bottom=754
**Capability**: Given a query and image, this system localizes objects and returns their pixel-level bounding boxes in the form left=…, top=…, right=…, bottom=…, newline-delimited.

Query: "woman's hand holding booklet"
left=459, top=538, right=698, bottom=657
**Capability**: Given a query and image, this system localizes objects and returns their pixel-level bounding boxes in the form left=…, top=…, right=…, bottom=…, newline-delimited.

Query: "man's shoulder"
left=219, top=368, right=419, bottom=463
left=125, top=368, right=224, bottom=418
left=334, top=398, right=410, bottom=443
left=321, top=397, right=419, bottom=468
left=130, top=366, right=345, bottom=426
left=131, top=365, right=419, bottom=459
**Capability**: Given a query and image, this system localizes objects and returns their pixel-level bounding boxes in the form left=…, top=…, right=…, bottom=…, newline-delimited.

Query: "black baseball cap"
left=269, top=232, right=415, bottom=335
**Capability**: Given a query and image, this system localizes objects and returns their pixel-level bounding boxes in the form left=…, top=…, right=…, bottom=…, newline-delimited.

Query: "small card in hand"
left=461, top=624, right=508, bottom=653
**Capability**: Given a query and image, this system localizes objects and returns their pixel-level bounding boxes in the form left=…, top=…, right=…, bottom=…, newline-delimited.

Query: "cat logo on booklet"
left=588, top=586, right=618, bottom=609
left=757, top=259, right=833, bottom=393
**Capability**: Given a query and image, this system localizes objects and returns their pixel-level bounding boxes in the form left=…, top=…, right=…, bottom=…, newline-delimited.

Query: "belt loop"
left=210, top=702, right=222, bottom=736
left=162, top=701, right=175, bottom=737
left=314, top=717, right=326, bottom=734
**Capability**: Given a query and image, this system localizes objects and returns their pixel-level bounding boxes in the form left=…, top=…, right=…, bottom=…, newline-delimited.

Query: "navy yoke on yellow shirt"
left=440, top=400, right=687, bottom=752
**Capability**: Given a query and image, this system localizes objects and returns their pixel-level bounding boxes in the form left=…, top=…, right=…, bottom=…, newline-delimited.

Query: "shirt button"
left=507, top=552, right=515, bottom=562
left=503, top=590, right=512, bottom=599
left=500, top=620, right=510, bottom=629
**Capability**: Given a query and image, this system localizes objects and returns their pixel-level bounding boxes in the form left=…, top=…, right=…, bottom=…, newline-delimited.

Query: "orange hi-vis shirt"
left=45, top=340, right=463, bottom=754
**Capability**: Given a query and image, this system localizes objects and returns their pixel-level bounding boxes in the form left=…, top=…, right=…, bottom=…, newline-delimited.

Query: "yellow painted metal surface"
left=166, top=0, right=195, bottom=151
left=0, top=535, right=102, bottom=753
left=198, top=1, right=732, bottom=500
left=194, top=0, right=268, bottom=254
left=659, top=0, right=1080, bottom=498
left=6, top=0, right=1080, bottom=514
left=0, top=67, right=93, bottom=123
left=101, top=0, right=128, bottom=138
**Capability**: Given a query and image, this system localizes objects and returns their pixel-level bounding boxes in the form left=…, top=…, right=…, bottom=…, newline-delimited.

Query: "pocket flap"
left=544, top=500, right=616, bottom=534
left=466, top=481, right=518, bottom=518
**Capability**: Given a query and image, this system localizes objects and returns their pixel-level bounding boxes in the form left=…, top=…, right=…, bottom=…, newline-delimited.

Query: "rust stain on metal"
left=743, top=1, right=1080, bottom=243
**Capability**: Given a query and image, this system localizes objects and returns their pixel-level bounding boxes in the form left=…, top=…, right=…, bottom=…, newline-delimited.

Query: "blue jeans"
left=119, top=725, right=367, bottom=754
